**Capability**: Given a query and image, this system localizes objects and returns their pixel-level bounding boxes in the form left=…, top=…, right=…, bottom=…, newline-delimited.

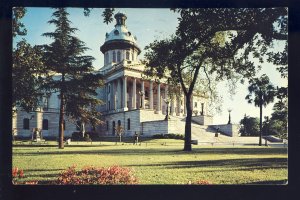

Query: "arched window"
left=118, top=120, right=121, bottom=126
left=113, top=51, right=116, bottom=62
left=42, top=119, right=48, bottom=130
left=106, top=121, right=109, bottom=131
left=112, top=121, right=115, bottom=135
left=23, top=118, right=29, bottom=130
left=127, top=118, right=130, bottom=130
left=126, top=51, right=130, bottom=60
left=117, top=51, right=121, bottom=62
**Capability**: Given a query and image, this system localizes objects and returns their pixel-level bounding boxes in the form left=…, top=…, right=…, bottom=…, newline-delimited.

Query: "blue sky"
left=14, top=7, right=287, bottom=124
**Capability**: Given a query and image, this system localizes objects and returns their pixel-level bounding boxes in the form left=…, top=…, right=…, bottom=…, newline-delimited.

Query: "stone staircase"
left=170, top=115, right=262, bottom=145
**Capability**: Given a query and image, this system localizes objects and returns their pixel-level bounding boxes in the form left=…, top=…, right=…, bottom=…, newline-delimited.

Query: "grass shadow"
left=13, top=147, right=287, bottom=158
left=127, top=157, right=287, bottom=171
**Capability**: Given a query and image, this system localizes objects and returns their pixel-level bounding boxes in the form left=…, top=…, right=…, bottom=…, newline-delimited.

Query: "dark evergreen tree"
left=42, top=8, right=103, bottom=149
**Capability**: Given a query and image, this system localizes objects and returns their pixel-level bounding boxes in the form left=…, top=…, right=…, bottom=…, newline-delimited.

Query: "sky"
left=14, top=7, right=288, bottom=125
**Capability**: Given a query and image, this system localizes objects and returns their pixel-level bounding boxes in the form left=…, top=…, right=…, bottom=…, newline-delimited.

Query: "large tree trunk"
left=58, top=74, right=65, bottom=149
left=58, top=92, right=65, bottom=149
left=259, top=103, right=262, bottom=146
left=183, top=93, right=192, bottom=151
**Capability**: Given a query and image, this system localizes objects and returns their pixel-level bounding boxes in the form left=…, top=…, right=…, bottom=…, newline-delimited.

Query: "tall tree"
left=245, top=74, right=276, bottom=146
left=12, top=7, right=46, bottom=112
left=42, top=8, right=103, bottom=149
left=144, top=8, right=287, bottom=151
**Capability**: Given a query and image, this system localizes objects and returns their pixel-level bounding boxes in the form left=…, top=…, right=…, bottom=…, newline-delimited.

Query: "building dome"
left=100, top=12, right=141, bottom=55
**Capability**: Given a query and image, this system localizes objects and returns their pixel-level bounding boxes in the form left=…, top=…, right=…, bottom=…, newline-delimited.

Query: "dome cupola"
left=100, top=12, right=141, bottom=66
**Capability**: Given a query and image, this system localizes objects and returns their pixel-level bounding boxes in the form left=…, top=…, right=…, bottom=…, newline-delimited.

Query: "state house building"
left=13, top=13, right=212, bottom=138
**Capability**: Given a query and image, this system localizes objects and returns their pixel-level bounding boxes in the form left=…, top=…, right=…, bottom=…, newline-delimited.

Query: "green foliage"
left=263, top=119, right=287, bottom=139
left=152, top=134, right=184, bottom=140
left=245, top=74, right=276, bottom=145
left=56, top=165, right=138, bottom=185
left=12, top=40, right=46, bottom=112
left=245, top=74, right=276, bottom=107
left=12, top=7, right=27, bottom=37
left=240, top=115, right=260, bottom=136
left=102, top=8, right=115, bottom=24
left=263, top=87, right=287, bottom=139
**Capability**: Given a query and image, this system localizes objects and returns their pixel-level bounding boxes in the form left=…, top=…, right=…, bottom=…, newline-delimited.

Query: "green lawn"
left=12, top=139, right=288, bottom=185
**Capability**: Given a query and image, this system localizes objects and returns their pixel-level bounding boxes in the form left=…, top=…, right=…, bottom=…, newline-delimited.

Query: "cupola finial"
left=115, top=12, right=127, bottom=26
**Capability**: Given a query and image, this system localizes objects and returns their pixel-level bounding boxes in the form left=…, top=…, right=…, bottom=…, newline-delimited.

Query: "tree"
left=263, top=86, right=288, bottom=139
left=240, top=115, right=260, bottom=136
left=12, top=7, right=47, bottom=112
left=144, top=8, right=287, bottom=151
left=42, top=8, right=103, bottom=149
left=245, top=74, right=276, bottom=146
left=12, top=7, right=27, bottom=37
left=115, top=125, right=125, bottom=143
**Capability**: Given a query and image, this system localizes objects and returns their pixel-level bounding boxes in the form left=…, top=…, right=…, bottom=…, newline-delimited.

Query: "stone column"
left=111, top=81, right=116, bottom=110
left=184, top=96, right=187, bottom=116
left=132, top=78, right=136, bottom=109
left=149, top=80, right=153, bottom=109
left=105, top=84, right=109, bottom=111
left=170, top=97, right=175, bottom=116
left=117, top=78, right=122, bottom=109
left=156, top=83, right=161, bottom=114
left=176, top=96, right=181, bottom=116
left=108, top=83, right=112, bottom=110
left=123, top=76, right=128, bottom=111
left=141, top=80, right=145, bottom=109
left=164, top=85, right=168, bottom=114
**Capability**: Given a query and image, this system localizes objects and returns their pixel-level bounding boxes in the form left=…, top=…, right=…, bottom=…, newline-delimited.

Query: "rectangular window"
left=23, top=118, right=29, bottom=130
left=127, top=118, right=130, bottom=130
left=42, top=119, right=48, bottom=130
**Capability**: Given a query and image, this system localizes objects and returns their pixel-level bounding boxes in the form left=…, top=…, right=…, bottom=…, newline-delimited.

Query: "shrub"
left=152, top=134, right=184, bottom=140
left=71, top=132, right=83, bottom=141
left=12, top=167, right=24, bottom=180
left=56, top=165, right=138, bottom=185
left=71, top=132, right=99, bottom=141
left=12, top=167, right=38, bottom=184
left=85, top=131, right=100, bottom=141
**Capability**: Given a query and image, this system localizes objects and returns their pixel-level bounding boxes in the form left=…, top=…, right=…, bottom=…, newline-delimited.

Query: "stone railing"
left=209, top=124, right=240, bottom=137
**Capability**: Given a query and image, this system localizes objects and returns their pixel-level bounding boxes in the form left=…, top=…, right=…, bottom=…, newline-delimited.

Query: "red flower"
left=19, top=169, right=24, bottom=178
